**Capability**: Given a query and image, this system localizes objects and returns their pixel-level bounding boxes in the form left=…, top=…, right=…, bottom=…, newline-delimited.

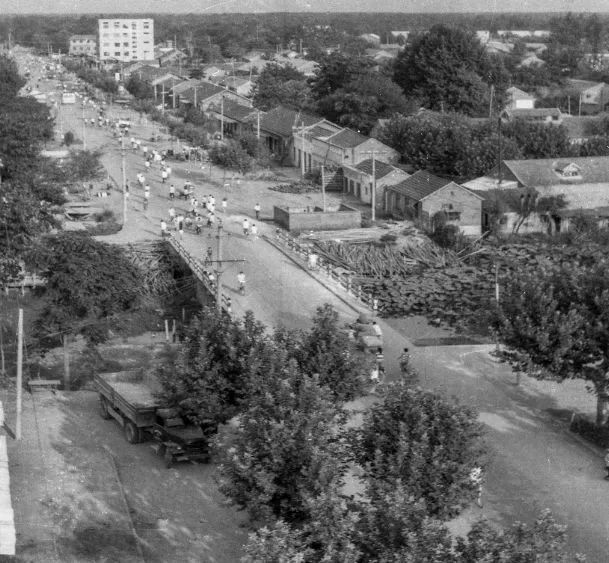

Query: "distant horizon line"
left=2, top=10, right=609, bottom=15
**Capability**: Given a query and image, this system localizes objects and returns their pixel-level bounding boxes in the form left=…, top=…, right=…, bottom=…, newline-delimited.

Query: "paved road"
left=27, top=63, right=609, bottom=561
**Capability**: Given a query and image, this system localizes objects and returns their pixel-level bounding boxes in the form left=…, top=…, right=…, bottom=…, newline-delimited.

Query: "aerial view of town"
left=2, top=1, right=609, bottom=561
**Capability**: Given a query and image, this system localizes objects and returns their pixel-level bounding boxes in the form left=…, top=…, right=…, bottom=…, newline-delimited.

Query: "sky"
left=3, top=0, right=609, bottom=14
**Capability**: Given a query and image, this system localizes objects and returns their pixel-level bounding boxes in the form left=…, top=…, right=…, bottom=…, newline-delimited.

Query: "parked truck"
left=95, top=370, right=210, bottom=466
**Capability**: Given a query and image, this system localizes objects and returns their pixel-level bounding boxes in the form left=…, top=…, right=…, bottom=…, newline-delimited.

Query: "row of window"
left=101, top=21, right=152, bottom=29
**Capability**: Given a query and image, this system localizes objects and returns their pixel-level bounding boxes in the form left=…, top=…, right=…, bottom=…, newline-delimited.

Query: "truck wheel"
left=99, top=397, right=111, bottom=420
left=124, top=421, right=141, bottom=444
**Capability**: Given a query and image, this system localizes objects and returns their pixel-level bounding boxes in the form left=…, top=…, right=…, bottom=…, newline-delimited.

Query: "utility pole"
left=320, top=165, right=327, bottom=212
left=256, top=110, right=260, bottom=140
left=220, top=94, right=225, bottom=140
left=82, top=104, right=86, bottom=150
left=361, top=150, right=389, bottom=222
left=172, top=78, right=176, bottom=109
left=15, top=308, right=22, bottom=441
left=193, top=86, right=198, bottom=110
left=300, top=121, right=305, bottom=177
left=121, top=133, right=127, bottom=225
left=161, top=82, right=165, bottom=114
left=215, top=223, right=223, bottom=310
left=154, top=84, right=157, bottom=103
left=497, top=117, right=503, bottom=185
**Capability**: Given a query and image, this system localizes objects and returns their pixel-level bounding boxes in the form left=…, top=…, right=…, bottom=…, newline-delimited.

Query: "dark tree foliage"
left=0, top=54, right=25, bottom=102
left=125, top=73, right=155, bottom=101
left=252, top=62, right=311, bottom=111
left=353, top=385, right=486, bottom=519
left=309, top=52, right=373, bottom=101
left=394, top=25, right=506, bottom=116
left=495, top=261, right=609, bottom=427
left=28, top=232, right=142, bottom=346
left=377, top=111, right=521, bottom=180
left=501, top=120, right=573, bottom=160
left=217, top=362, right=349, bottom=523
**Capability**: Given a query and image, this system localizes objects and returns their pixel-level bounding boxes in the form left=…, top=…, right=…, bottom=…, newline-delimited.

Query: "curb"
left=262, top=235, right=365, bottom=316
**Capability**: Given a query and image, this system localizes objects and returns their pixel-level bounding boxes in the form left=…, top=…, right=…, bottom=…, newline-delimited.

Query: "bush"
left=208, top=140, right=253, bottom=173
left=430, top=223, right=460, bottom=248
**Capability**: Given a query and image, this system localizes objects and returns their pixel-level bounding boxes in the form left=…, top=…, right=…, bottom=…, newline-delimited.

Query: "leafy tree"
left=502, top=121, right=573, bottom=160
left=293, top=303, right=366, bottom=402
left=495, top=261, right=609, bottom=426
left=352, top=385, right=486, bottom=519
left=394, top=25, right=505, bottom=116
left=377, top=111, right=521, bottom=180
left=208, top=139, right=254, bottom=173
left=454, top=510, right=579, bottom=562
left=0, top=96, right=54, bottom=178
left=0, top=54, right=25, bottom=103
left=125, top=73, right=154, bottom=101
left=156, top=309, right=268, bottom=431
left=252, top=62, right=311, bottom=111
left=217, top=362, right=349, bottom=523
left=316, top=74, right=412, bottom=135
left=309, top=52, right=373, bottom=101
left=28, top=232, right=142, bottom=388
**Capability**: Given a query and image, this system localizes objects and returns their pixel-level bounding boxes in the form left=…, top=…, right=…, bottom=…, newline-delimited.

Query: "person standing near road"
left=251, top=223, right=258, bottom=239
left=165, top=165, right=172, bottom=178
left=161, top=168, right=168, bottom=184
left=160, top=219, right=167, bottom=237
left=254, top=202, right=261, bottom=220
left=142, top=145, right=148, bottom=158
left=177, top=214, right=184, bottom=238
left=372, top=321, right=382, bottom=339
left=222, top=197, right=227, bottom=213
left=144, top=159, right=150, bottom=172
left=169, top=184, right=175, bottom=199
left=243, top=218, right=250, bottom=236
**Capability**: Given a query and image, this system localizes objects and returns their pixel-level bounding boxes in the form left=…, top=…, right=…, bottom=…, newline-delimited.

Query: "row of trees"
left=155, top=304, right=576, bottom=560
left=377, top=110, right=609, bottom=181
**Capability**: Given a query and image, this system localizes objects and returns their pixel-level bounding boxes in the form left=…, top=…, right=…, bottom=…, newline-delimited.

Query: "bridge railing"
left=271, top=230, right=378, bottom=313
left=166, top=234, right=233, bottom=315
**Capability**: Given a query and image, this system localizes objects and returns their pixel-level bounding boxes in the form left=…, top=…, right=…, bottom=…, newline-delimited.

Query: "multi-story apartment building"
left=68, top=35, right=97, bottom=57
left=98, top=18, right=154, bottom=62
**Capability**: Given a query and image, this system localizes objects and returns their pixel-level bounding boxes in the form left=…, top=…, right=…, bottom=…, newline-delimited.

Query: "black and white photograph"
left=0, top=0, right=607, bottom=561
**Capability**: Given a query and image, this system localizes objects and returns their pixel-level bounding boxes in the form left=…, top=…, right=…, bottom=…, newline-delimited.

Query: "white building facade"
left=98, top=18, right=154, bottom=62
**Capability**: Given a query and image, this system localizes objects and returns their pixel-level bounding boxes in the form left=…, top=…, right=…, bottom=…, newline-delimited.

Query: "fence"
left=271, top=230, right=378, bottom=313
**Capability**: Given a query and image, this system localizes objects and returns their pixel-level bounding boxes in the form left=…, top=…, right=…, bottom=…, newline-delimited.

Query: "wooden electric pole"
left=16, top=308, right=22, bottom=441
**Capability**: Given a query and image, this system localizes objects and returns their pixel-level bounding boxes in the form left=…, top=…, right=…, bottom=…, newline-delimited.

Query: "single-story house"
left=564, top=79, right=609, bottom=115
left=219, top=76, right=254, bottom=98
left=206, top=99, right=258, bottom=137
left=505, top=86, right=536, bottom=110
left=175, top=80, right=250, bottom=111
left=343, top=159, right=410, bottom=212
left=360, top=33, right=381, bottom=46
left=385, top=170, right=484, bottom=235
left=518, top=54, right=546, bottom=68
left=500, top=107, right=563, bottom=125
left=308, top=128, right=398, bottom=170
left=464, top=156, right=609, bottom=233
left=259, top=106, right=323, bottom=159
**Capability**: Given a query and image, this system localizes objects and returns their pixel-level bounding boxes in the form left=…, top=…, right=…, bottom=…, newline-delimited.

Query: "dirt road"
left=5, top=389, right=247, bottom=563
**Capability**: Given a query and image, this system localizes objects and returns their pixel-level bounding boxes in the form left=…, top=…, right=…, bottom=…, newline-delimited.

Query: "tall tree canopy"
left=252, top=62, right=311, bottom=111
left=495, top=261, right=609, bottom=427
left=394, top=24, right=508, bottom=116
